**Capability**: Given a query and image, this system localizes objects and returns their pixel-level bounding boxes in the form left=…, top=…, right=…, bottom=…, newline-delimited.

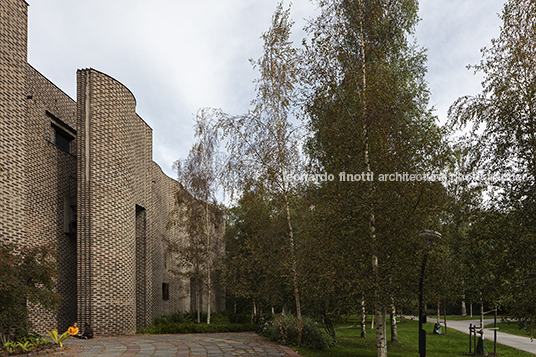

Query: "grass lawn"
left=485, top=321, right=532, bottom=338
left=441, top=315, right=495, bottom=321
left=293, top=319, right=536, bottom=357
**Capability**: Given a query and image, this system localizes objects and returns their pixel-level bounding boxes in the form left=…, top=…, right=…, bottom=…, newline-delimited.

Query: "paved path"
left=407, top=317, right=536, bottom=355
left=55, top=332, right=301, bottom=357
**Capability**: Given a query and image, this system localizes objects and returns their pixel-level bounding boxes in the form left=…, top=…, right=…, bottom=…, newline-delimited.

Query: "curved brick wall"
left=77, top=69, right=146, bottom=334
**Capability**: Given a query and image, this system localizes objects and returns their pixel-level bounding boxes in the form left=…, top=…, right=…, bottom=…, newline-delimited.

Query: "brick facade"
left=0, top=0, right=224, bottom=335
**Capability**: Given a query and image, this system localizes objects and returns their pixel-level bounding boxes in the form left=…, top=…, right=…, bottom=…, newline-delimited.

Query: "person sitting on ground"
left=67, top=322, right=79, bottom=336
left=81, top=322, right=94, bottom=339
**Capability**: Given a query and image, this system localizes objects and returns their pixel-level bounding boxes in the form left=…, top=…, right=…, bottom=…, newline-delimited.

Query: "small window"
left=54, top=126, right=74, bottom=153
left=162, top=283, right=169, bottom=301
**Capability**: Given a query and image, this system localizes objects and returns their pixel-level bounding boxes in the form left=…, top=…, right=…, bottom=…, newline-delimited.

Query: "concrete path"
left=408, top=317, right=536, bottom=355
left=54, top=332, right=301, bottom=357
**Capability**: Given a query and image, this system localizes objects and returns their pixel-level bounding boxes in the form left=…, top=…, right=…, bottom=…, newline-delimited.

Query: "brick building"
left=0, top=0, right=224, bottom=335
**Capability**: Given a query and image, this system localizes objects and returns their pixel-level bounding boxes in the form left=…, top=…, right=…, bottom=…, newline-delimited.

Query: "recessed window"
left=55, top=127, right=73, bottom=153
left=47, top=111, right=76, bottom=154
left=162, top=283, right=169, bottom=301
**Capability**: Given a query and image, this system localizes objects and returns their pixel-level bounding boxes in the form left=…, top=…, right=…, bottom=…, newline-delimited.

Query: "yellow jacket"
left=68, top=326, right=79, bottom=335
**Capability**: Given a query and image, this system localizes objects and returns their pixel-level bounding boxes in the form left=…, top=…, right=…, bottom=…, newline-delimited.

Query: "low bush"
left=0, top=243, right=60, bottom=342
left=151, top=312, right=195, bottom=325
left=258, top=314, right=335, bottom=350
left=226, top=313, right=251, bottom=324
left=138, top=322, right=257, bottom=334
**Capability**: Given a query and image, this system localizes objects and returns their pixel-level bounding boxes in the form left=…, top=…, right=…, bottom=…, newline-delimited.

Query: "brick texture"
left=1, top=0, right=225, bottom=336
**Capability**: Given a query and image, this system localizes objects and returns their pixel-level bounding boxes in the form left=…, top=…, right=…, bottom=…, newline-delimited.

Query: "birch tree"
left=172, top=108, right=224, bottom=325
left=303, top=0, right=447, bottom=355
left=448, top=0, right=536, bottom=334
left=219, top=2, right=304, bottom=319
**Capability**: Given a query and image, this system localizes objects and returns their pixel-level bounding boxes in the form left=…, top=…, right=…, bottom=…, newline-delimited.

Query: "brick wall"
left=25, top=65, right=78, bottom=333
left=0, top=0, right=29, bottom=246
left=1, top=0, right=225, bottom=336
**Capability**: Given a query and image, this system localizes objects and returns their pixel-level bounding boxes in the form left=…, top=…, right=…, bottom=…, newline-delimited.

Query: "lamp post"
left=418, top=230, right=441, bottom=357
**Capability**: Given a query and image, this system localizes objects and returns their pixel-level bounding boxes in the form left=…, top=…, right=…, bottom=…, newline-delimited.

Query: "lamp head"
left=419, top=230, right=441, bottom=247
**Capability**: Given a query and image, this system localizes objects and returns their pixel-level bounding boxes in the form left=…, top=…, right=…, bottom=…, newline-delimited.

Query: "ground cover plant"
left=0, top=332, right=59, bottom=357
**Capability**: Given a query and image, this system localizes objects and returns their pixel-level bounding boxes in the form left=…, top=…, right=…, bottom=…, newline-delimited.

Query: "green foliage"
left=221, top=186, right=292, bottom=312
left=1, top=331, right=51, bottom=356
left=218, top=2, right=304, bottom=318
left=138, top=312, right=257, bottom=334
left=0, top=242, right=60, bottom=341
left=448, top=0, right=536, bottom=335
left=300, top=0, right=449, bottom=321
left=15, top=340, right=31, bottom=352
left=152, top=311, right=194, bottom=325
left=46, top=329, right=70, bottom=348
left=225, top=313, right=250, bottom=324
left=258, top=314, right=335, bottom=350
left=2, top=341, right=16, bottom=354
left=138, top=322, right=257, bottom=334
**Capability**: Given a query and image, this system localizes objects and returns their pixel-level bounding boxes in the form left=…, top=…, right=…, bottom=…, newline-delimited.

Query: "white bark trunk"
left=373, top=256, right=387, bottom=357
left=284, top=192, right=301, bottom=320
left=437, top=299, right=441, bottom=323
left=197, top=285, right=201, bottom=323
left=480, top=299, right=484, bottom=338
left=206, top=200, right=211, bottom=325
left=390, top=300, right=398, bottom=342
left=361, top=299, right=367, bottom=338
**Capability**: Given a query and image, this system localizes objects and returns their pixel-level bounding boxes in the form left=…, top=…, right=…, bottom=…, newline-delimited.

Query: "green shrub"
left=0, top=243, right=60, bottom=342
left=151, top=312, right=194, bottom=325
left=226, top=313, right=250, bottom=324
left=210, top=314, right=230, bottom=325
left=258, top=314, right=334, bottom=350
left=137, top=321, right=257, bottom=334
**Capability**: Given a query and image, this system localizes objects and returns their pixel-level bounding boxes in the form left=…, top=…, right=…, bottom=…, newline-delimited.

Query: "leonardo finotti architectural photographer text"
left=288, top=172, right=528, bottom=184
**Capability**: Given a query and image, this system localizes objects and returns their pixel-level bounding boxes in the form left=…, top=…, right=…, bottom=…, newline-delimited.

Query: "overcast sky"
left=27, top=0, right=506, bottom=179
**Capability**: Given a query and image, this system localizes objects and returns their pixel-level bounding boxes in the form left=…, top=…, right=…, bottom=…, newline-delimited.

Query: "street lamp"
left=418, top=230, right=441, bottom=357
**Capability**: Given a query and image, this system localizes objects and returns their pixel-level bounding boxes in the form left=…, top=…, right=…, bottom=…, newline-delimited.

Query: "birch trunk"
left=443, top=301, right=448, bottom=334
left=197, top=282, right=201, bottom=323
left=390, top=300, right=398, bottom=342
left=373, top=256, right=387, bottom=357
left=480, top=299, right=484, bottom=338
left=284, top=191, right=301, bottom=319
left=437, top=299, right=441, bottom=323
left=357, top=0, right=386, bottom=354
left=361, top=299, right=367, bottom=338
left=205, top=199, right=211, bottom=324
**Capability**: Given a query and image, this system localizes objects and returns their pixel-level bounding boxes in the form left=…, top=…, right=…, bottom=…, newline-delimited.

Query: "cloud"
left=27, top=0, right=506, bottom=178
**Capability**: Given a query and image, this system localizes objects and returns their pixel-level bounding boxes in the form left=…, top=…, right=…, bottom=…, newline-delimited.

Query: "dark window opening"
left=162, top=283, right=169, bottom=301
left=53, top=126, right=74, bottom=153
